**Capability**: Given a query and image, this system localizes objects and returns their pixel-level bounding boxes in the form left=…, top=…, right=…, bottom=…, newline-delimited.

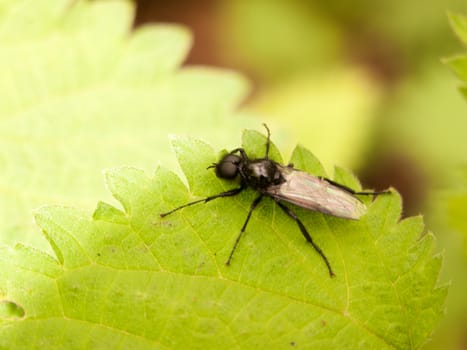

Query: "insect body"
left=160, top=125, right=388, bottom=277
left=266, top=165, right=367, bottom=220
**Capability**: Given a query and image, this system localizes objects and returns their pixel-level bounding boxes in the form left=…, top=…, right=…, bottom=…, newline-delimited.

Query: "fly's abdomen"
left=268, top=168, right=367, bottom=220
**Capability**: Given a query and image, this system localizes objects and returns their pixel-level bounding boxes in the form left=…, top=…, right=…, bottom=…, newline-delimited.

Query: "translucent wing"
left=267, top=166, right=367, bottom=219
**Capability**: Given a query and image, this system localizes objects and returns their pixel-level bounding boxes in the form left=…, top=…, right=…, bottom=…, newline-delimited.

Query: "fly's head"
left=213, top=154, right=243, bottom=181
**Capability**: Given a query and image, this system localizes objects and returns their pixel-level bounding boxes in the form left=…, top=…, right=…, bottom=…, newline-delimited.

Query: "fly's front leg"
left=229, top=148, right=249, bottom=161
left=160, top=187, right=244, bottom=217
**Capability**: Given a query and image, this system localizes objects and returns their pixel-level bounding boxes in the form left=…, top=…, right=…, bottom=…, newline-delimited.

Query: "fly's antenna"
left=263, top=123, right=271, bottom=159
left=206, top=163, right=217, bottom=170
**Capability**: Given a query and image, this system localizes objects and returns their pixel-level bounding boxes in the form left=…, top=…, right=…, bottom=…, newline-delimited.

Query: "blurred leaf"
left=434, top=11, right=467, bottom=241
left=444, top=13, right=467, bottom=246
left=445, top=168, right=467, bottom=240
left=446, top=12, right=467, bottom=97
left=248, top=68, right=382, bottom=171
left=444, top=13, right=467, bottom=245
left=422, top=15, right=467, bottom=349
left=0, top=0, right=254, bottom=250
left=448, top=12, right=467, bottom=45
left=424, top=171, right=467, bottom=350
left=315, top=0, right=467, bottom=66
left=382, top=65, right=467, bottom=170
left=443, top=55, right=467, bottom=82
left=0, top=129, right=446, bottom=349
left=219, top=0, right=341, bottom=82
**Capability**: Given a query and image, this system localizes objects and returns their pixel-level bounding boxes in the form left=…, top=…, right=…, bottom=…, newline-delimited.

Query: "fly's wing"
left=267, top=166, right=367, bottom=219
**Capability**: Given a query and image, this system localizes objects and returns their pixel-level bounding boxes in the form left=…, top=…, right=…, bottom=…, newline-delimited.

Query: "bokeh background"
left=134, top=1, right=467, bottom=349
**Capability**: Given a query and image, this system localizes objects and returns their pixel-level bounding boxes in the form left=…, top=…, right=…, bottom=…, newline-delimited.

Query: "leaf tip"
left=447, top=11, right=467, bottom=44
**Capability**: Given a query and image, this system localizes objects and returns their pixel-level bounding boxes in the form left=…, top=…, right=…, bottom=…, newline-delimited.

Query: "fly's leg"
left=276, top=201, right=335, bottom=277
left=262, top=123, right=271, bottom=159
left=228, top=148, right=249, bottom=160
left=229, top=124, right=271, bottom=160
left=160, top=187, right=244, bottom=217
left=226, top=195, right=263, bottom=266
left=320, top=177, right=390, bottom=197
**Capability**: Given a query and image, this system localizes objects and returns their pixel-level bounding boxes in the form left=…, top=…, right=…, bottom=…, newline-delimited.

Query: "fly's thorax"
left=242, top=159, right=285, bottom=189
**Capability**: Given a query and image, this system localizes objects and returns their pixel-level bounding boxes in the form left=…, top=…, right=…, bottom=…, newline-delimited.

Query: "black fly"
left=160, top=125, right=388, bottom=277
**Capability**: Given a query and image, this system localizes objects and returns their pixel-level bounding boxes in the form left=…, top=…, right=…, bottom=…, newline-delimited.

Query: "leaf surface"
left=0, top=130, right=447, bottom=349
left=0, top=0, right=253, bottom=250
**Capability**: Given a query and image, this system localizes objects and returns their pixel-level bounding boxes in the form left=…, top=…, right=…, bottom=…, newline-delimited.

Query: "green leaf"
left=381, top=66, right=467, bottom=169
left=446, top=12, right=467, bottom=90
left=448, top=12, right=467, bottom=45
left=443, top=167, right=467, bottom=250
left=333, top=166, right=363, bottom=192
left=0, top=130, right=447, bottom=349
left=0, top=0, right=254, bottom=251
left=219, top=1, right=341, bottom=82
left=290, top=144, right=327, bottom=178
left=443, top=55, right=467, bottom=82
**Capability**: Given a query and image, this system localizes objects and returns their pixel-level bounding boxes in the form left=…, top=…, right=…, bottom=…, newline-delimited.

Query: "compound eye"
left=216, top=154, right=241, bottom=179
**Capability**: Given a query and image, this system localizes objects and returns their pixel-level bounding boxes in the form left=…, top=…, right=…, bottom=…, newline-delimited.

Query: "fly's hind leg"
left=320, top=177, right=390, bottom=198
left=276, top=201, right=335, bottom=277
